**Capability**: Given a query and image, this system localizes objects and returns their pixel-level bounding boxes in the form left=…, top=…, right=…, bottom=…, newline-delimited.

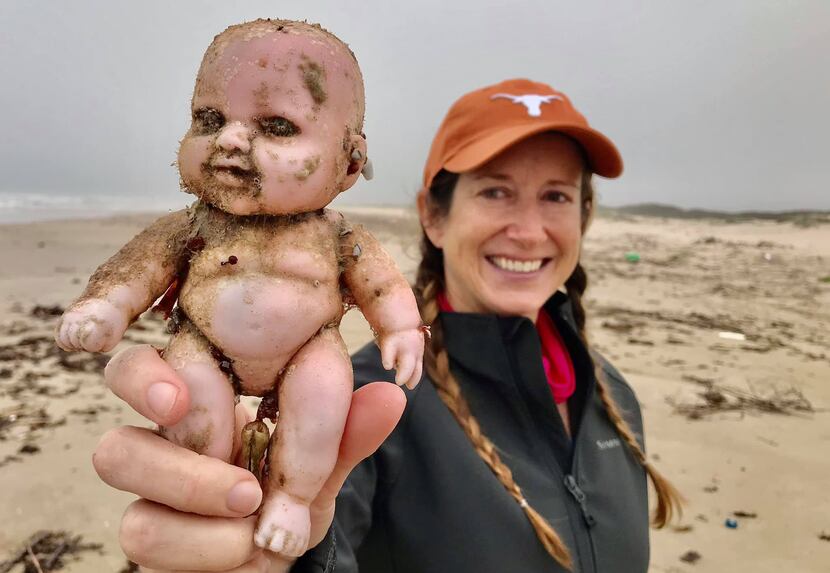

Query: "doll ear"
left=341, top=134, right=368, bottom=192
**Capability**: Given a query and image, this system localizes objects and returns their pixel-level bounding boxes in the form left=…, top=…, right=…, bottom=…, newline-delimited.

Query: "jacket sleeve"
left=292, top=342, right=400, bottom=572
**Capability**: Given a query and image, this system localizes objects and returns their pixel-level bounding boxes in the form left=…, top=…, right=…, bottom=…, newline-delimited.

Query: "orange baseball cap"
left=422, top=78, right=623, bottom=188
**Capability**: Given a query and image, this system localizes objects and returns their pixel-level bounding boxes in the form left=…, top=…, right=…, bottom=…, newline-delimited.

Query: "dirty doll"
left=55, top=19, right=425, bottom=558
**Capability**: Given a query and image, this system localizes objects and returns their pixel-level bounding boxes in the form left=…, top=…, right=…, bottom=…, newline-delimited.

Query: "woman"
left=94, top=78, right=681, bottom=572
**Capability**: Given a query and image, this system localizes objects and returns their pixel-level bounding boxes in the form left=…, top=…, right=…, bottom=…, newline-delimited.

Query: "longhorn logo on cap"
left=490, top=93, right=563, bottom=117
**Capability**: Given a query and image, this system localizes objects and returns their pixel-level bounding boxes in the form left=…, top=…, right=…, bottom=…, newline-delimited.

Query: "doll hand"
left=379, top=327, right=425, bottom=390
left=55, top=298, right=129, bottom=352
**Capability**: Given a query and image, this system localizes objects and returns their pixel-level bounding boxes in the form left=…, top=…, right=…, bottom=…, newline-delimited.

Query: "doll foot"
left=254, top=492, right=311, bottom=557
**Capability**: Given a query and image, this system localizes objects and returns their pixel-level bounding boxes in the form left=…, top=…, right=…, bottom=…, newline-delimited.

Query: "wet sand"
left=0, top=207, right=828, bottom=572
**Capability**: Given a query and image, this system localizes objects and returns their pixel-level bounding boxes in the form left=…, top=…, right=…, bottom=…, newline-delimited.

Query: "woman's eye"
left=192, top=108, right=224, bottom=134
left=480, top=187, right=507, bottom=199
left=259, top=116, right=300, bottom=137
left=543, top=190, right=571, bottom=203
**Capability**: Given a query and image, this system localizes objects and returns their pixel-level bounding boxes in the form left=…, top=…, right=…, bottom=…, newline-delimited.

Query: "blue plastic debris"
left=724, top=518, right=738, bottom=529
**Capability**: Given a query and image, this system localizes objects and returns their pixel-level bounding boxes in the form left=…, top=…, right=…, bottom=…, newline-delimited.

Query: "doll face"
left=178, top=26, right=365, bottom=215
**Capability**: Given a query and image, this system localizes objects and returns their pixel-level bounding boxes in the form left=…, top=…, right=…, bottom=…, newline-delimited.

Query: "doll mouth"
left=213, top=165, right=252, bottom=178
left=209, top=164, right=257, bottom=185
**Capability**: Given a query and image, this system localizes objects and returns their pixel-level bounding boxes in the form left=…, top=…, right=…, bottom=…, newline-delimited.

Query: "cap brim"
left=443, top=122, right=623, bottom=178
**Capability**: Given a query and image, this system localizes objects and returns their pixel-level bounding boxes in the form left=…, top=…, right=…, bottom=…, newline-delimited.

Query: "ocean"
left=0, top=191, right=191, bottom=224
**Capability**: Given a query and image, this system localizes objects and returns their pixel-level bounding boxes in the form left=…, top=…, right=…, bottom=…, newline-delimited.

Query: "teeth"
left=491, top=257, right=543, bottom=273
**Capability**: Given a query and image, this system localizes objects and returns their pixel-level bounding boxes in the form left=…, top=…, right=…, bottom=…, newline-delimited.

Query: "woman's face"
left=421, top=132, right=586, bottom=321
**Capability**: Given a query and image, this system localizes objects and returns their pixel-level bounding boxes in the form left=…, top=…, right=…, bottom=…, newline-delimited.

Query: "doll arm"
left=55, top=209, right=191, bottom=352
left=339, top=222, right=424, bottom=389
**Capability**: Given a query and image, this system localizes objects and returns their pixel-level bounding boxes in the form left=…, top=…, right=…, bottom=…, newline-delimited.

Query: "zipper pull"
left=563, top=474, right=596, bottom=528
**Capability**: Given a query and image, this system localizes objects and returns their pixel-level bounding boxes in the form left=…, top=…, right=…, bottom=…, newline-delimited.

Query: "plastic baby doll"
left=55, top=19, right=425, bottom=558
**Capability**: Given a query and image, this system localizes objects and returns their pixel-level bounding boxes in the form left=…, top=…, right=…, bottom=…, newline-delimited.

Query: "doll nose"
left=215, top=122, right=251, bottom=153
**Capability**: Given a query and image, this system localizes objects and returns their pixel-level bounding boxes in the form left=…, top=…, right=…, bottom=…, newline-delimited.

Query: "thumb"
left=308, top=382, right=406, bottom=545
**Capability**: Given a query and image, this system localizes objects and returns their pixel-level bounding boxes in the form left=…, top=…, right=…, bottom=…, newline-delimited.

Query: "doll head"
left=178, top=19, right=367, bottom=215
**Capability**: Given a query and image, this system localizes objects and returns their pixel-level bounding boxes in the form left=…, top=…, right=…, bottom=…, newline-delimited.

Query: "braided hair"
left=414, top=168, right=682, bottom=569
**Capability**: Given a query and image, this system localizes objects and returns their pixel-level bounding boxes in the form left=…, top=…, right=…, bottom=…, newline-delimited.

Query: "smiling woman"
left=294, top=78, right=683, bottom=572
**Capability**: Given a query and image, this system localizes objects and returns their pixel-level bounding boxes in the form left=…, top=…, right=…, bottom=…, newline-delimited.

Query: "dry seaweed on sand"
left=668, top=379, right=815, bottom=420
left=28, top=306, right=65, bottom=320
left=0, top=531, right=103, bottom=573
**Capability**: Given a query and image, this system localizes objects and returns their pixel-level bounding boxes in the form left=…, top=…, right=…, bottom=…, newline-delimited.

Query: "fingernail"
left=147, top=382, right=178, bottom=418
left=227, top=480, right=262, bottom=514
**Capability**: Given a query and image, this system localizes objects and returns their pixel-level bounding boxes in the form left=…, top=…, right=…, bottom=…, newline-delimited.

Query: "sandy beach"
left=0, top=207, right=828, bottom=572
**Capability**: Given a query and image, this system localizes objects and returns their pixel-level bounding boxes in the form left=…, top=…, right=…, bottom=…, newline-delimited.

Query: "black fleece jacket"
left=294, top=292, right=650, bottom=572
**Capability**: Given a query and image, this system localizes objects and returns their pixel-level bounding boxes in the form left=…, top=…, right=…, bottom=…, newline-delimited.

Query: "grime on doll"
left=55, top=19, right=425, bottom=559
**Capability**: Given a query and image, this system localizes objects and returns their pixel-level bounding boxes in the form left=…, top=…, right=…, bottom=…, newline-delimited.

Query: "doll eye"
left=259, top=116, right=300, bottom=137
left=193, top=108, right=225, bottom=134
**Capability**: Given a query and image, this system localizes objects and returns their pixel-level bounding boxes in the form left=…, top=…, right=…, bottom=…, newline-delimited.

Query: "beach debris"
left=30, top=305, right=65, bottom=320
left=624, top=251, right=640, bottom=263
left=820, top=275, right=830, bottom=283
left=762, top=252, right=773, bottom=262
left=679, top=550, right=701, bottom=564
left=724, top=518, right=739, bottom=529
left=668, top=379, right=813, bottom=420
left=733, top=511, right=758, bottom=519
left=118, top=561, right=140, bottom=573
left=756, top=436, right=779, bottom=447
left=718, top=331, right=746, bottom=341
left=672, top=524, right=694, bottom=533
left=819, top=532, right=830, bottom=542
left=0, top=530, right=103, bottom=572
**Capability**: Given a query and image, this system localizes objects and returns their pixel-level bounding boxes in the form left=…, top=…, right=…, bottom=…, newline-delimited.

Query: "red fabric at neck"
left=436, top=292, right=576, bottom=404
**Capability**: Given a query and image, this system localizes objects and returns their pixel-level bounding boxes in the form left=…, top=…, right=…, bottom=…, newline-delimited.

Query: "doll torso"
left=177, top=203, right=346, bottom=395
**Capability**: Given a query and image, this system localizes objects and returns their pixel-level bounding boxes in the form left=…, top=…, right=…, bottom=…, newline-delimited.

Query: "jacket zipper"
left=563, top=474, right=596, bottom=528
left=567, top=373, right=599, bottom=571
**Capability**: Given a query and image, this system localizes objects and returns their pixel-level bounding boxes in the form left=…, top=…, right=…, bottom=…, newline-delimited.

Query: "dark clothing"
left=294, top=293, right=650, bottom=572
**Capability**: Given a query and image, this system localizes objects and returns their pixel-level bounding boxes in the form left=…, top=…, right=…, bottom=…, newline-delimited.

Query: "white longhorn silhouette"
left=490, top=93, right=562, bottom=117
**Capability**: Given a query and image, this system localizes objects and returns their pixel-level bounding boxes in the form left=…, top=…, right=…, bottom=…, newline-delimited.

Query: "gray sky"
left=2, top=0, right=828, bottom=212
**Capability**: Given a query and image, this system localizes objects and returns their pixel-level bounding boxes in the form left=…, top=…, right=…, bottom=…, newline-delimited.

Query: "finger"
left=69, top=320, right=83, bottom=350
left=394, top=352, right=414, bottom=387
left=407, top=360, right=423, bottom=390
left=379, top=339, right=395, bottom=370
left=139, top=551, right=293, bottom=573
left=120, top=499, right=258, bottom=572
left=94, top=426, right=262, bottom=517
left=55, top=319, right=68, bottom=350
left=309, top=382, right=405, bottom=545
left=104, top=344, right=190, bottom=426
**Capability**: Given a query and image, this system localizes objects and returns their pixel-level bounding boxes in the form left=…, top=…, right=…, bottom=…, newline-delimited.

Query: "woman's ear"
left=417, top=187, right=445, bottom=248
left=340, top=134, right=368, bottom=192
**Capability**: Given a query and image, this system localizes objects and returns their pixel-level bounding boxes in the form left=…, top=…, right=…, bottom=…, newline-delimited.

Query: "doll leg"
left=159, top=320, right=237, bottom=462
left=254, top=327, right=353, bottom=556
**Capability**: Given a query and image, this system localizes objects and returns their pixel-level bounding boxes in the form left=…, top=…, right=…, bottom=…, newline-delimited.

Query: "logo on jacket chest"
left=596, top=438, right=622, bottom=450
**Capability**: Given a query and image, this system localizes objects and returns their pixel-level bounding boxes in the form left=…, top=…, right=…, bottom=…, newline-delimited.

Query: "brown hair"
left=415, top=166, right=682, bottom=569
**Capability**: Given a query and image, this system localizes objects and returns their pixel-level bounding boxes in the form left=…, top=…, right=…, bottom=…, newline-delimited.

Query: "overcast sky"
left=1, top=1, right=828, bottom=212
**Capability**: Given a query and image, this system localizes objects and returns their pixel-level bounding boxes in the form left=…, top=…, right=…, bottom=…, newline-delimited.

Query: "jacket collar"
left=439, top=291, right=578, bottom=385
